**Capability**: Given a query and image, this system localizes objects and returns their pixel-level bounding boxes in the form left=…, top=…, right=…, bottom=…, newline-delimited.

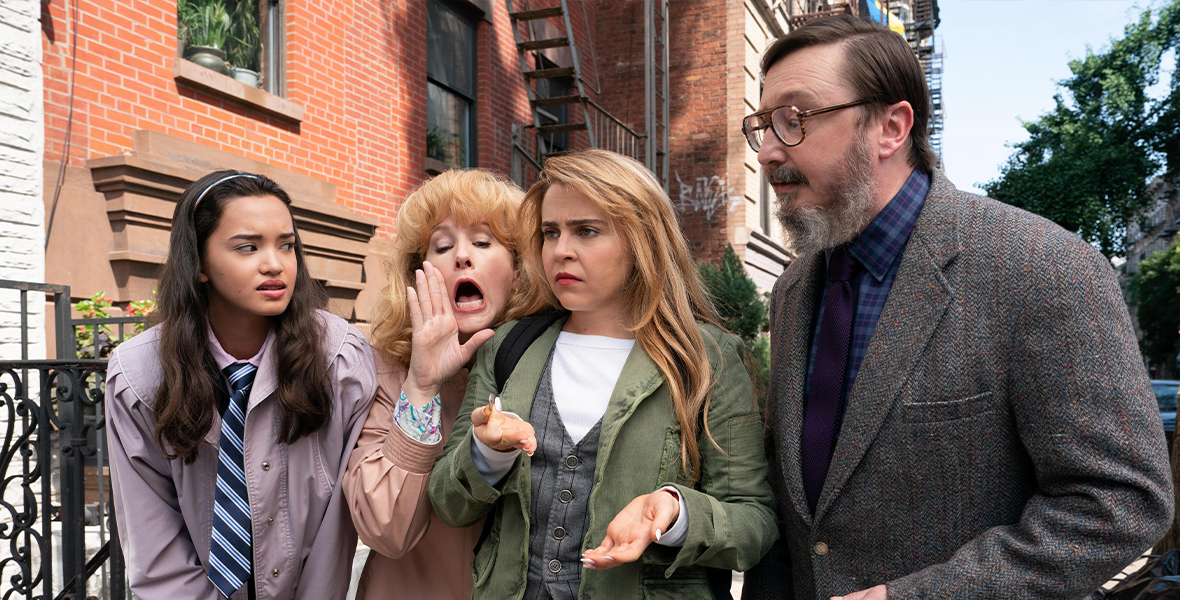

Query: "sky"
left=939, top=0, right=1172, bottom=195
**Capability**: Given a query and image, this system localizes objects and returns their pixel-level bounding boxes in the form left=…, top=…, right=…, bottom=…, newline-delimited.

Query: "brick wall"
left=1, top=0, right=45, bottom=360
left=40, top=0, right=534, bottom=239
left=667, top=0, right=731, bottom=263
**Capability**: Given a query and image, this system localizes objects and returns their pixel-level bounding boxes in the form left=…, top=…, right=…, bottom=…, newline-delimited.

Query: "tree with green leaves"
left=698, top=244, right=771, bottom=396
left=698, top=244, right=767, bottom=345
left=1135, top=242, right=1180, bottom=368
left=983, top=0, right=1180, bottom=257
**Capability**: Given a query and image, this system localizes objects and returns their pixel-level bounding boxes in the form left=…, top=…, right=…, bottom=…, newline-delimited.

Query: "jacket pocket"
left=898, top=391, right=995, bottom=423
left=655, top=425, right=683, bottom=484
left=471, top=517, right=500, bottom=588
left=640, top=577, right=710, bottom=599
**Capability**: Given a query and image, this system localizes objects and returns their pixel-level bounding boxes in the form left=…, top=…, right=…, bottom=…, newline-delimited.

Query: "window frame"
left=426, top=0, right=479, bottom=168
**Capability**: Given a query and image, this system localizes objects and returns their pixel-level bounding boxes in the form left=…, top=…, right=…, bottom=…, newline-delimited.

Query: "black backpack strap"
left=493, top=311, right=564, bottom=394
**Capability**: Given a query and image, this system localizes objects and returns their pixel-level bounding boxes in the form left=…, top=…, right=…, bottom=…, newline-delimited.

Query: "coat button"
left=262, top=461, right=270, bottom=471
left=813, top=541, right=829, bottom=556
left=272, top=568, right=280, bottom=577
left=565, top=455, right=579, bottom=468
left=553, top=526, right=566, bottom=540
left=558, top=489, right=573, bottom=503
left=548, top=559, right=561, bottom=573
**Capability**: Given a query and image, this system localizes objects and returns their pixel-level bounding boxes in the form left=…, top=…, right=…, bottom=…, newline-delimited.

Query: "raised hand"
left=580, top=490, right=680, bottom=570
left=403, top=261, right=495, bottom=404
left=471, top=394, right=537, bottom=456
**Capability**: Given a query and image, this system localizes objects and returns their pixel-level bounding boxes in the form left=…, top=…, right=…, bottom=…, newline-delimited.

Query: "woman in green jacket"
left=428, top=149, right=778, bottom=599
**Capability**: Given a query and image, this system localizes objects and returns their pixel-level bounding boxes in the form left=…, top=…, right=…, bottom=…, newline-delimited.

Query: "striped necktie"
left=208, top=362, right=257, bottom=597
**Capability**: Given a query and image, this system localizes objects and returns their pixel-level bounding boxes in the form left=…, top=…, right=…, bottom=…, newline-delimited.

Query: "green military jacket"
left=428, top=317, right=778, bottom=599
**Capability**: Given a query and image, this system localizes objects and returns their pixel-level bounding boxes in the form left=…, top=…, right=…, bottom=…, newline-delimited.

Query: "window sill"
left=425, top=157, right=453, bottom=176
left=173, top=57, right=303, bottom=123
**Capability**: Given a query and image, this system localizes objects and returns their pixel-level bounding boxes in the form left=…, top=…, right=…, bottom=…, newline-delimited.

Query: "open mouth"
left=454, top=279, right=485, bottom=312
left=257, top=280, right=287, bottom=298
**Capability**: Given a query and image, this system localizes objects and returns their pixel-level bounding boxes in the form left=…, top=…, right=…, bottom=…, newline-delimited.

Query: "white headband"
left=193, top=173, right=260, bottom=208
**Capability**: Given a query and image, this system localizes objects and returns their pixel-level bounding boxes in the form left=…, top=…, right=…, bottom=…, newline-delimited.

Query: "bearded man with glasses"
left=742, top=15, right=1171, bottom=600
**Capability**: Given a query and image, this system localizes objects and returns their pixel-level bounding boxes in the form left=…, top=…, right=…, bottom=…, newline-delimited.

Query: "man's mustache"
left=765, top=165, right=808, bottom=187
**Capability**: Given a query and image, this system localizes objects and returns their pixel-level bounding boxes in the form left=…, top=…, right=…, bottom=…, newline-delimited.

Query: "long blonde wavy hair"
left=370, top=169, right=530, bottom=365
left=519, top=149, right=724, bottom=483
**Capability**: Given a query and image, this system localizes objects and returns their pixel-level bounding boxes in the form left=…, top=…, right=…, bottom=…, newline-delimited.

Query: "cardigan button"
left=558, top=489, right=573, bottom=503
left=565, top=455, right=579, bottom=469
left=548, top=559, right=561, bottom=573
left=813, top=541, right=829, bottom=556
left=262, top=461, right=271, bottom=471
left=553, top=526, right=566, bottom=540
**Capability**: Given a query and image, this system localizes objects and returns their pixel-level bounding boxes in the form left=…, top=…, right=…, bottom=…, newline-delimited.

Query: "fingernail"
left=580, top=558, right=596, bottom=567
left=494, top=397, right=502, bottom=411
left=601, top=556, right=616, bottom=561
left=654, top=529, right=662, bottom=541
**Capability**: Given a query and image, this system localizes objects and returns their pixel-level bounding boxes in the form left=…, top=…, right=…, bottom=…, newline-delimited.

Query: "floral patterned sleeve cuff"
left=392, top=389, right=443, bottom=445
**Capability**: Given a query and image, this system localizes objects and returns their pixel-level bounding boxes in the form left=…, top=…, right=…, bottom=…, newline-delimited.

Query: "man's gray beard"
left=772, top=135, right=876, bottom=257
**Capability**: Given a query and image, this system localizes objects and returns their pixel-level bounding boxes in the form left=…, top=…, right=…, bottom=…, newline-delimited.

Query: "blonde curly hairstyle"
left=369, top=169, right=530, bottom=365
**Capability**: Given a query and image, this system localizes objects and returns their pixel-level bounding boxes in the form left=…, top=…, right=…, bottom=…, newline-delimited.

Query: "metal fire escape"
left=903, top=0, right=943, bottom=162
left=506, top=0, right=669, bottom=189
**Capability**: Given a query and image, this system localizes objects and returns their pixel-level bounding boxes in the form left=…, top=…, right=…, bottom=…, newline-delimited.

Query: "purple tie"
left=801, top=246, right=858, bottom=514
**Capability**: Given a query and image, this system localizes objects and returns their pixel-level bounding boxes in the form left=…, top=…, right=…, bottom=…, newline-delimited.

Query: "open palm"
left=403, top=261, right=494, bottom=401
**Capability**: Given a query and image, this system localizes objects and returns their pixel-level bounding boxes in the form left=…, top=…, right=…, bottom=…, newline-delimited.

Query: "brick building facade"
left=37, top=0, right=799, bottom=343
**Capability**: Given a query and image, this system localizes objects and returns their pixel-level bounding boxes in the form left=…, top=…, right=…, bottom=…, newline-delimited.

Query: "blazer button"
left=565, top=455, right=579, bottom=469
left=548, top=559, right=561, bottom=573
left=272, top=568, right=280, bottom=577
left=813, top=541, right=829, bottom=556
left=558, top=489, right=573, bottom=503
left=262, top=461, right=271, bottom=471
left=553, top=526, right=566, bottom=540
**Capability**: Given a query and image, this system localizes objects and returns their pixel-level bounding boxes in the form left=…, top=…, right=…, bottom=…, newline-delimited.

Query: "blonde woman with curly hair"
left=344, top=168, right=531, bottom=599
left=429, top=149, right=778, bottom=599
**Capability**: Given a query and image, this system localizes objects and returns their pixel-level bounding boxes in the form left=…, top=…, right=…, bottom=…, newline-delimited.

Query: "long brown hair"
left=368, top=168, right=531, bottom=366
left=519, top=149, right=723, bottom=482
left=151, top=170, right=332, bottom=464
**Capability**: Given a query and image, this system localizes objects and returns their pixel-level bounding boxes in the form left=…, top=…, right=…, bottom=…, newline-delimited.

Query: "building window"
left=427, top=0, right=477, bottom=168
left=178, top=0, right=284, bottom=95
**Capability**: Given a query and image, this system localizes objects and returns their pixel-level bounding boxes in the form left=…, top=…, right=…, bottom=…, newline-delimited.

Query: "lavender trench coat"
left=106, top=310, right=378, bottom=600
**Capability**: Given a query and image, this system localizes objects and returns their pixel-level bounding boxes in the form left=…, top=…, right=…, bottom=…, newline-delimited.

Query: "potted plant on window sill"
left=179, top=0, right=232, bottom=76
left=227, top=0, right=262, bottom=88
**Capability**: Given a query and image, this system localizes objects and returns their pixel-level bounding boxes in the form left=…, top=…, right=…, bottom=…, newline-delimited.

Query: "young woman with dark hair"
left=106, top=170, right=377, bottom=599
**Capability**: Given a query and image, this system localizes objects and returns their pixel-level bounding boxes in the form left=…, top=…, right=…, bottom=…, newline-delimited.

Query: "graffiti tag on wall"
left=675, top=173, right=740, bottom=221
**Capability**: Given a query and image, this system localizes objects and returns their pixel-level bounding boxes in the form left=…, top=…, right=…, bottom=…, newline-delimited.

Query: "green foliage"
left=698, top=244, right=771, bottom=396
left=74, top=291, right=155, bottom=359
left=983, top=1, right=1180, bottom=257
left=1135, top=243, right=1180, bottom=366
left=226, top=0, right=261, bottom=71
left=178, top=0, right=232, bottom=50
left=698, top=244, right=768, bottom=345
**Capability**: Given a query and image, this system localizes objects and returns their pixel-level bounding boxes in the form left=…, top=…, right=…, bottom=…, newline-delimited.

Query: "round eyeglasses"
left=742, top=99, right=872, bottom=151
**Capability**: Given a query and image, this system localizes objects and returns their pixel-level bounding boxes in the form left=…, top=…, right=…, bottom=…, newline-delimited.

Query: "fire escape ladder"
left=507, top=0, right=663, bottom=188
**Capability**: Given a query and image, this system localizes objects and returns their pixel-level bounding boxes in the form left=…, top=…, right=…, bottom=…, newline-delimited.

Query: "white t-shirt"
left=550, top=331, right=636, bottom=443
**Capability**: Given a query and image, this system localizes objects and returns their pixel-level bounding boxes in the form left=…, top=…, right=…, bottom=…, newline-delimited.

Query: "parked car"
left=1152, top=379, right=1178, bottom=450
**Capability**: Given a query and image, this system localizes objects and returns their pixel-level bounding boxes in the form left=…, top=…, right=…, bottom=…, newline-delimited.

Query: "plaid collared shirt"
left=804, top=169, right=929, bottom=413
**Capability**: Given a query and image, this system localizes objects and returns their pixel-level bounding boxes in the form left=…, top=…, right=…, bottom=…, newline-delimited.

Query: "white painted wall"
left=0, top=0, right=46, bottom=361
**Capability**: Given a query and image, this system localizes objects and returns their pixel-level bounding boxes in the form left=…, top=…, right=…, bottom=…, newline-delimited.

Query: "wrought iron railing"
left=583, top=98, right=645, bottom=163
left=0, top=280, right=143, bottom=599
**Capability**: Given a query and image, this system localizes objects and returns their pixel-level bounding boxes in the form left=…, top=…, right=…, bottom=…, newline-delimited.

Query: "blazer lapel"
left=769, top=252, right=824, bottom=525
left=813, top=171, right=962, bottom=522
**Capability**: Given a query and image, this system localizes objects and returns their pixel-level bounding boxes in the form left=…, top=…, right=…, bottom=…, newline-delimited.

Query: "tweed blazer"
left=743, top=171, right=1173, bottom=600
